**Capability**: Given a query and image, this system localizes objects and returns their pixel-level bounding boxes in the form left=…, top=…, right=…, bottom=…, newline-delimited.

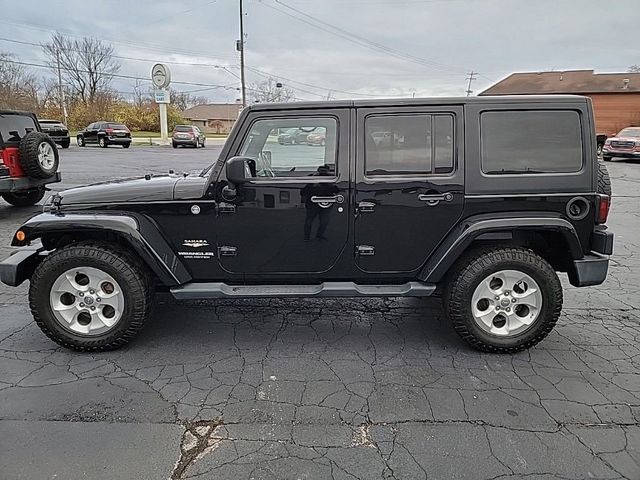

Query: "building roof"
left=182, top=103, right=242, bottom=121
left=480, top=70, right=640, bottom=95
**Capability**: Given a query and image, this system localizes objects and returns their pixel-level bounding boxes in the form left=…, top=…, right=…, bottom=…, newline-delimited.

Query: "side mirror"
left=225, top=156, right=256, bottom=185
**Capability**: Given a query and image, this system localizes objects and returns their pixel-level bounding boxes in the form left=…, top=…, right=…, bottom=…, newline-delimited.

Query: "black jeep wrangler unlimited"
left=0, top=96, right=613, bottom=353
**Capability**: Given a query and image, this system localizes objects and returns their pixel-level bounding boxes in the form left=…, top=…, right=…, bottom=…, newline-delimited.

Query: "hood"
left=610, top=136, right=640, bottom=142
left=58, top=175, right=181, bottom=206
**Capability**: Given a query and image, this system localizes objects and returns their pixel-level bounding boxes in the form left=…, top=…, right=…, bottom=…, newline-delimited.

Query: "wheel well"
left=38, top=231, right=164, bottom=287
left=467, top=230, right=574, bottom=273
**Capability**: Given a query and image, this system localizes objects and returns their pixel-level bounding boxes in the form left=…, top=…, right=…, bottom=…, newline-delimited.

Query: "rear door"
left=216, top=109, right=351, bottom=278
left=354, top=105, right=465, bottom=273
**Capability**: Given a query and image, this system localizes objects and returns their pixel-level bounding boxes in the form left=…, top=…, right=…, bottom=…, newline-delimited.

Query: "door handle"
left=358, top=201, right=376, bottom=213
left=418, top=192, right=454, bottom=206
left=310, top=195, right=344, bottom=206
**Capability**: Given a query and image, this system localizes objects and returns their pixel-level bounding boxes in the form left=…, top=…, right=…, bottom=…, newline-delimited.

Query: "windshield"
left=174, top=126, right=193, bottom=132
left=617, top=127, right=640, bottom=138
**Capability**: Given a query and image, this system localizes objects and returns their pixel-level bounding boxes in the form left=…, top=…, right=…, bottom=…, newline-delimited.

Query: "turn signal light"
left=15, top=230, right=26, bottom=242
left=596, top=194, right=611, bottom=224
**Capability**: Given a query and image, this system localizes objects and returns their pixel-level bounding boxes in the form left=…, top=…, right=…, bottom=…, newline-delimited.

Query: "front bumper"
left=602, top=148, right=640, bottom=158
left=0, top=246, right=43, bottom=287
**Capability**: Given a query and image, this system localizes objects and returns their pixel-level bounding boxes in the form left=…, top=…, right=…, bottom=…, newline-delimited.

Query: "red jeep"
left=0, top=110, right=61, bottom=206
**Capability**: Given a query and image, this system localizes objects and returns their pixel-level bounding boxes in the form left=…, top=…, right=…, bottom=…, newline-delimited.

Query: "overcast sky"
left=2, top=0, right=639, bottom=103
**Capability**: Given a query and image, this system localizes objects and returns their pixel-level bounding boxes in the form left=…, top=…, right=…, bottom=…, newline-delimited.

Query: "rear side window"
left=481, top=110, right=583, bottom=174
left=0, top=114, right=38, bottom=144
left=365, top=114, right=455, bottom=176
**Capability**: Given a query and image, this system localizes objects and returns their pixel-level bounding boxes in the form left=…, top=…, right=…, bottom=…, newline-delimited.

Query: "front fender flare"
left=419, top=216, right=584, bottom=283
left=12, top=212, right=191, bottom=286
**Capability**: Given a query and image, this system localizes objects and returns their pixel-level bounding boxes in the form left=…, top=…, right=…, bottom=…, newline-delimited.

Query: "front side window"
left=481, top=110, right=583, bottom=174
left=365, top=114, right=455, bottom=176
left=239, top=117, right=337, bottom=178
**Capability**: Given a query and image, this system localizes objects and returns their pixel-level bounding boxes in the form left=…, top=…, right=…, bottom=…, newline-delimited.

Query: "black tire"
left=603, top=156, right=612, bottom=162
left=98, top=136, right=108, bottom=148
left=18, top=132, right=59, bottom=179
left=60, top=140, right=70, bottom=149
left=597, top=161, right=612, bottom=197
left=122, top=143, right=130, bottom=149
left=77, top=135, right=85, bottom=147
left=2, top=189, right=45, bottom=206
left=172, top=142, right=178, bottom=148
left=445, top=247, right=563, bottom=353
left=29, top=241, right=153, bottom=351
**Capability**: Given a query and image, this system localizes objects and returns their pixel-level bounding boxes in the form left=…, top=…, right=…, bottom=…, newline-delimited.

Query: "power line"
left=2, top=58, right=237, bottom=91
left=259, top=0, right=468, bottom=74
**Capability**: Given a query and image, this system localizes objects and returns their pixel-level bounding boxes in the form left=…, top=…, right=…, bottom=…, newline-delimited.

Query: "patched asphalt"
left=0, top=144, right=638, bottom=479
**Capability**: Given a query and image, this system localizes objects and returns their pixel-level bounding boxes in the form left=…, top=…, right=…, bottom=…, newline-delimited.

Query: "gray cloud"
left=3, top=0, right=639, bottom=102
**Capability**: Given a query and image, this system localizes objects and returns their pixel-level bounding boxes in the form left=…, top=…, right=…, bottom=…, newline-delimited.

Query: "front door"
left=354, top=106, right=465, bottom=273
left=216, top=110, right=350, bottom=278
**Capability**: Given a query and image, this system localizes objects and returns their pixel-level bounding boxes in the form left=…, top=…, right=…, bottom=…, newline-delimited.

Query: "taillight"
left=596, top=194, right=611, bottom=224
left=105, top=128, right=113, bottom=134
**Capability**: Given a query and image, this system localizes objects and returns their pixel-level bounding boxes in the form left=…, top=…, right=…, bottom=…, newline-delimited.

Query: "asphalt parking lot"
left=0, top=145, right=639, bottom=479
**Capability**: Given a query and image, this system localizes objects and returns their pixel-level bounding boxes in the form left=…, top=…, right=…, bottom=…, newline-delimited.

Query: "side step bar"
left=170, top=281, right=436, bottom=300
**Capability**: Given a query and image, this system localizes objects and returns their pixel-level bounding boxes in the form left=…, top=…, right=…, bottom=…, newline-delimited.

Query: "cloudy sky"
left=2, top=0, right=639, bottom=103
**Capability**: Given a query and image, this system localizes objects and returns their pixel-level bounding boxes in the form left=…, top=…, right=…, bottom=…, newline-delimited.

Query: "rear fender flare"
left=420, top=216, right=584, bottom=283
left=13, top=212, right=190, bottom=286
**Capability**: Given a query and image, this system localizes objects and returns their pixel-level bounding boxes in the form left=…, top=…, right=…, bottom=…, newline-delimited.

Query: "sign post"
left=151, top=64, right=171, bottom=143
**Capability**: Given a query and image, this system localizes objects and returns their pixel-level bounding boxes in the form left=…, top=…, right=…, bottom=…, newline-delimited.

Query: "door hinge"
left=217, top=202, right=236, bottom=214
left=356, top=245, right=375, bottom=256
left=218, top=246, right=238, bottom=257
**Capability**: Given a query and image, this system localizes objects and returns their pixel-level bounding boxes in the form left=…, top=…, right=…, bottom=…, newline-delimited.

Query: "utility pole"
left=465, top=71, right=477, bottom=97
left=55, top=49, right=68, bottom=126
left=238, top=0, right=247, bottom=107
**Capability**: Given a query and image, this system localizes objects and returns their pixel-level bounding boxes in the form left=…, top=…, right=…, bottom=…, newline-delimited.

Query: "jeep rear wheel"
left=29, top=242, right=153, bottom=351
left=2, top=189, right=45, bottom=206
left=445, top=247, right=562, bottom=353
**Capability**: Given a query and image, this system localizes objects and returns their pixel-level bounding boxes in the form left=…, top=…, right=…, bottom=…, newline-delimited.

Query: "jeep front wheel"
left=445, top=247, right=562, bottom=353
left=29, top=242, right=153, bottom=351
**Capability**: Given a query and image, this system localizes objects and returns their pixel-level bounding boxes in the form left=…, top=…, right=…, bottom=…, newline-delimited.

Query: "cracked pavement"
left=0, top=146, right=638, bottom=479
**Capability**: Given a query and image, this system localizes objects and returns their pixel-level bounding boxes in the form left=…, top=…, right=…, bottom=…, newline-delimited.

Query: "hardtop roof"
left=245, top=95, right=589, bottom=112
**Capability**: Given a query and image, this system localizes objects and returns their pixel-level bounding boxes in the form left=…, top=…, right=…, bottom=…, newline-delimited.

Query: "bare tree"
left=629, top=65, right=640, bottom=73
left=42, top=33, right=120, bottom=105
left=249, top=77, right=295, bottom=103
left=0, top=52, right=41, bottom=111
left=170, top=88, right=209, bottom=111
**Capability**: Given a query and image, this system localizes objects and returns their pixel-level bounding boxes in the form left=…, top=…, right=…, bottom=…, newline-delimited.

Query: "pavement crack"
left=170, top=419, right=222, bottom=480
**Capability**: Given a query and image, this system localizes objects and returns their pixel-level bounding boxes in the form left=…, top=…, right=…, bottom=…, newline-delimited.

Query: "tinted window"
left=481, top=110, right=582, bottom=174
left=365, top=114, right=454, bottom=176
left=0, top=114, right=38, bottom=144
left=239, top=117, right=337, bottom=178
left=174, top=126, right=192, bottom=132
left=107, top=123, right=127, bottom=129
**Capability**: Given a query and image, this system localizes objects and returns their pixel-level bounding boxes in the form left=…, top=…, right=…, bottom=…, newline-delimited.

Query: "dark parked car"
left=172, top=125, right=206, bottom=148
left=77, top=122, right=131, bottom=148
left=0, top=110, right=61, bottom=206
left=0, top=96, right=613, bottom=354
left=38, top=119, right=70, bottom=148
left=602, top=126, right=640, bottom=161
